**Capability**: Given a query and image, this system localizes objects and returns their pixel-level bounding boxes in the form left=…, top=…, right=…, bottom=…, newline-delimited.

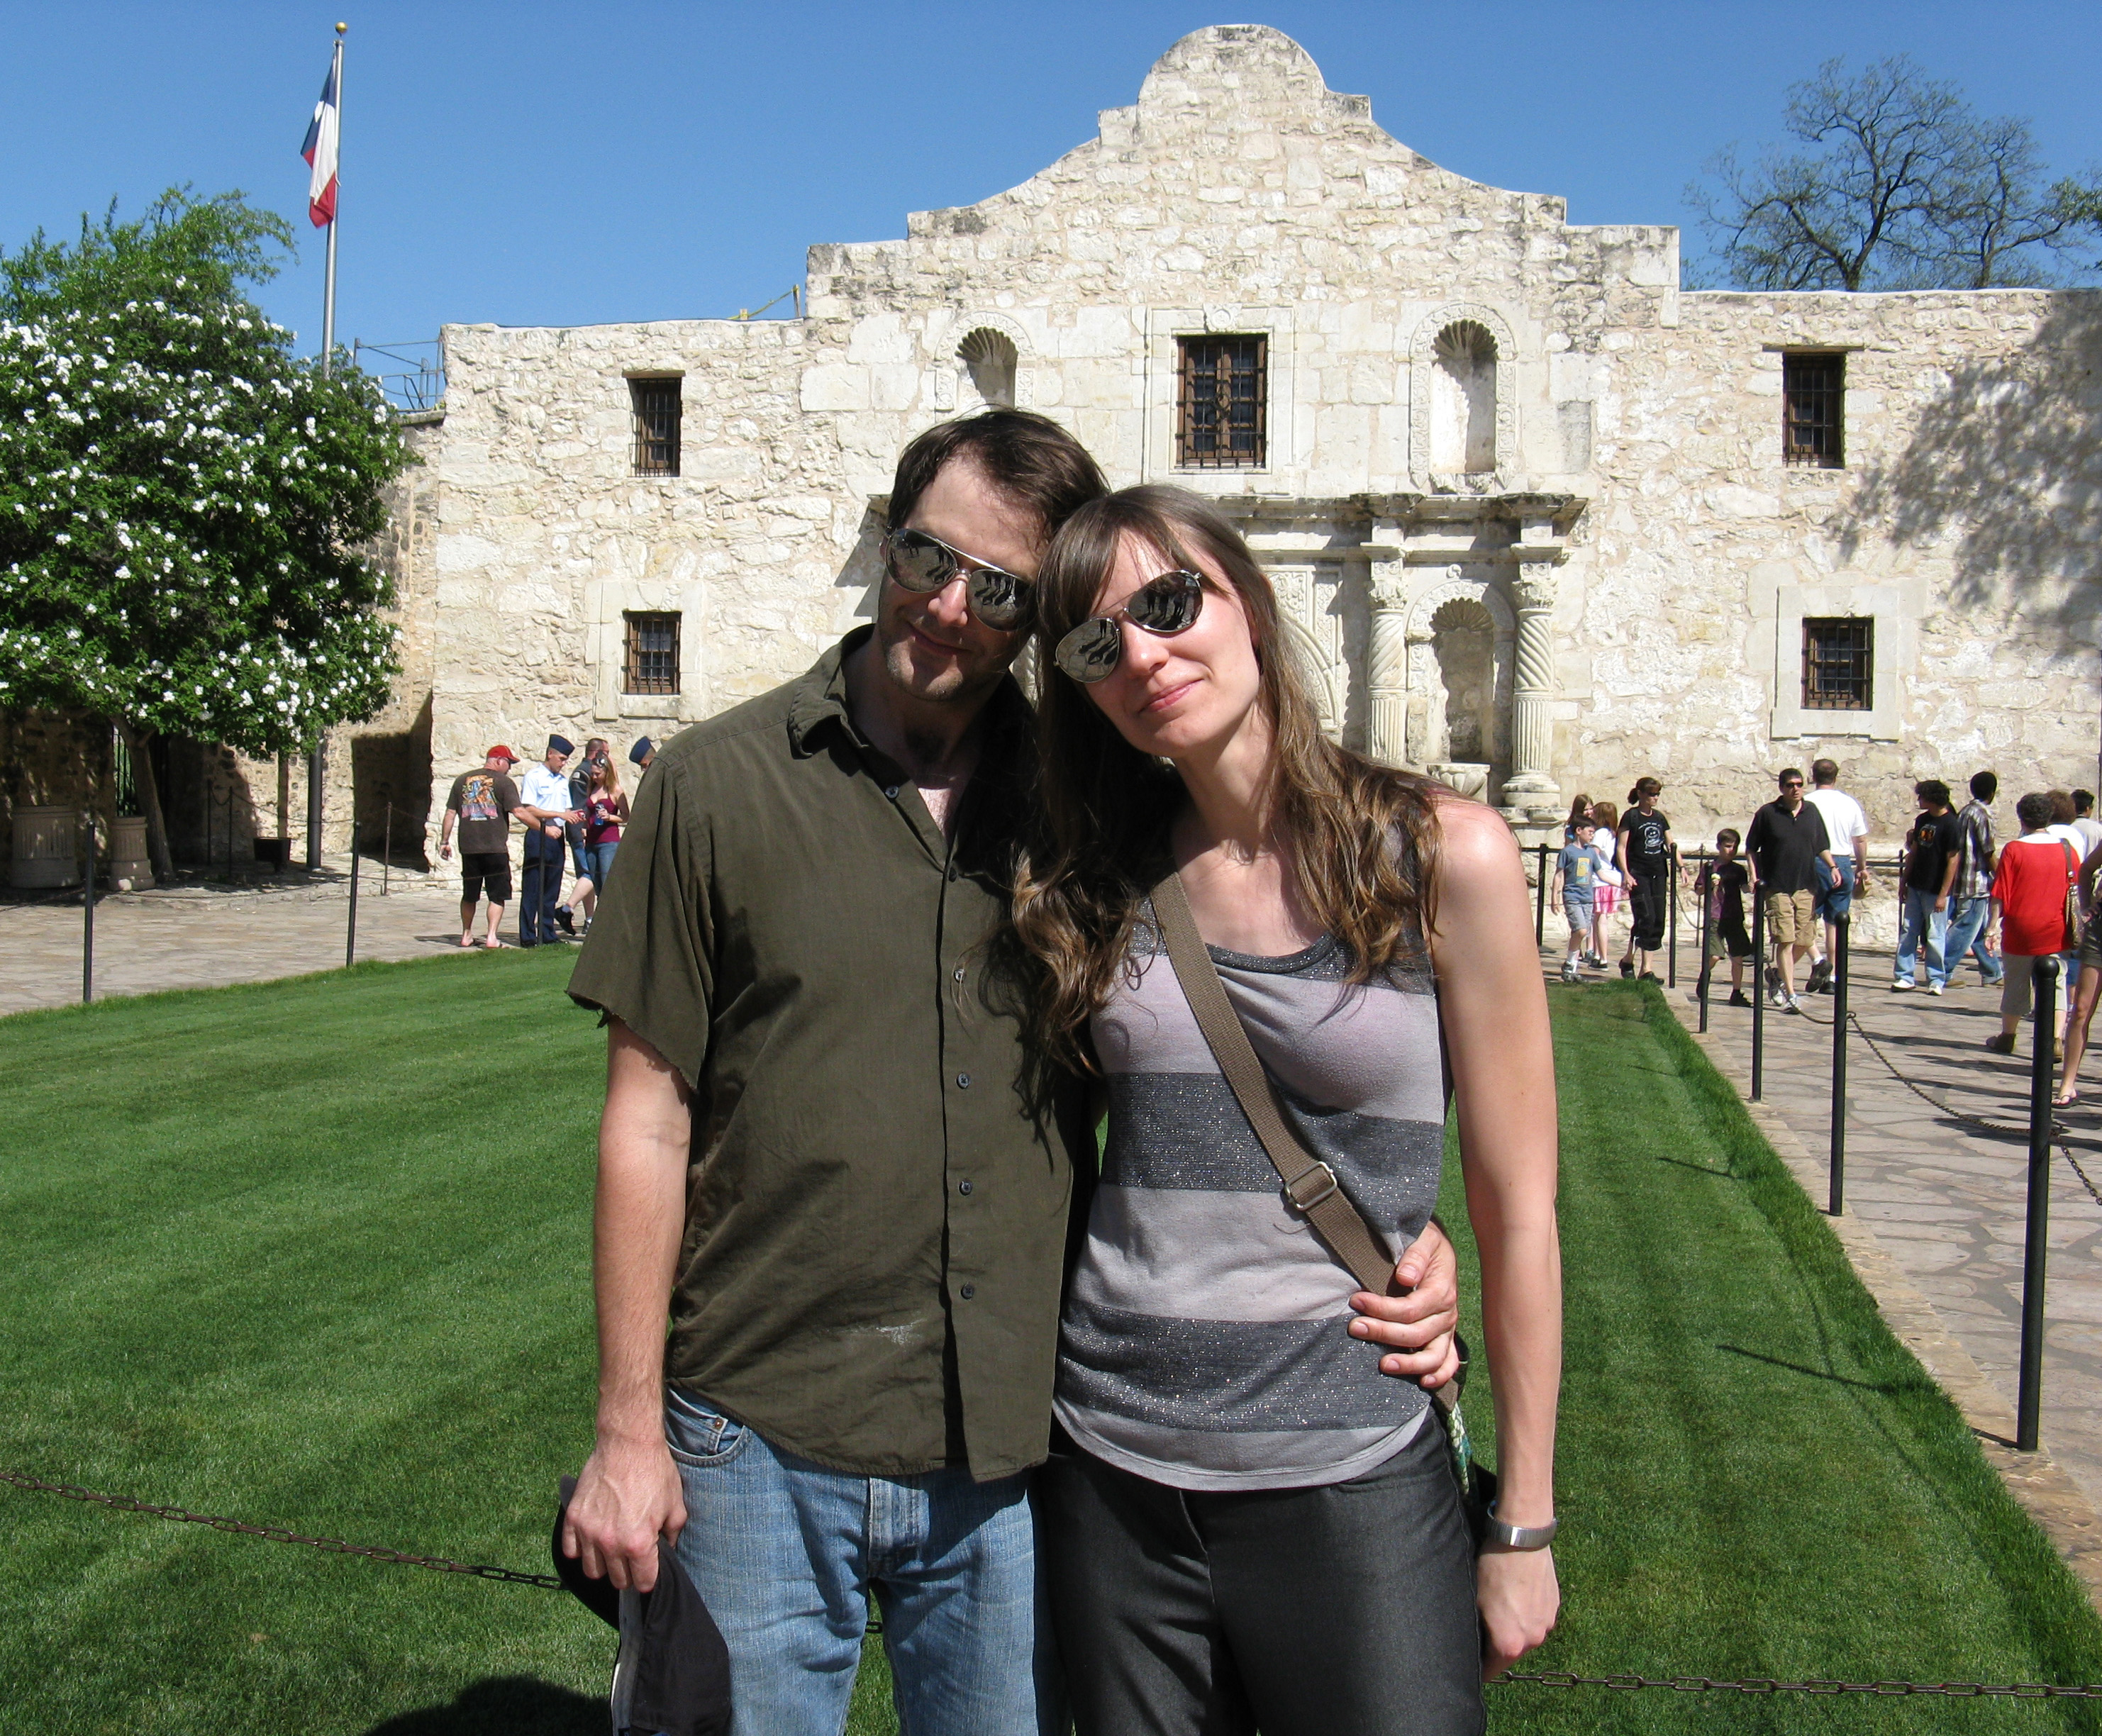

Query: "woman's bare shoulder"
left=1428, top=792, right=1522, bottom=874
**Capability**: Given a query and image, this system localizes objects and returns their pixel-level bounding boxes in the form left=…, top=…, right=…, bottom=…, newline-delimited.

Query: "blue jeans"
left=664, top=1388, right=1060, bottom=1736
left=1813, top=858, right=1855, bottom=922
left=1894, top=886, right=1950, bottom=988
left=588, top=839, right=620, bottom=885
left=1945, top=894, right=2003, bottom=983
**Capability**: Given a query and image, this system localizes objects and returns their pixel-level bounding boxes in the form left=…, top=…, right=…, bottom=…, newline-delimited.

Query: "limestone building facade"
left=332, top=26, right=2102, bottom=867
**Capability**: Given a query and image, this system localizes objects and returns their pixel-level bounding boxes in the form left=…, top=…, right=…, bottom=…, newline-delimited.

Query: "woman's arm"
left=1430, top=799, right=1563, bottom=1679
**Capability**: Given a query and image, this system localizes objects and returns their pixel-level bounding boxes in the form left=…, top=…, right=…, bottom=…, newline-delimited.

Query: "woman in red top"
left=578, top=757, right=630, bottom=935
left=1986, top=792, right=2079, bottom=1059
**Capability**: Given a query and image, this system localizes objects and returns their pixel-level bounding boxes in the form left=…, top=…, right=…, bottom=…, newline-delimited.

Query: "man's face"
left=545, top=749, right=569, bottom=774
left=1779, top=775, right=1803, bottom=807
left=873, top=457, right=1042, bottom=707
left=486, top=755, right=512, bottom=774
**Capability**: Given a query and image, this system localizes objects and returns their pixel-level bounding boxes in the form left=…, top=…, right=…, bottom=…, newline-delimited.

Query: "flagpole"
left=309, top=21, right=344, bottom=874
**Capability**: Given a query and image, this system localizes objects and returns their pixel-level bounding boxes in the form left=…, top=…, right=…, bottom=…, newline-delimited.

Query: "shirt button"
left=952, top=965, right=966, bottom=982
left=957, top=1073, right=971, bottom=1089
left=884, top=786, right=899, bottom=801
left=947, top=865, right=958, bottom=882
left=960, top=1284, right=976, bottom=1301
left=957, top=1179, right=973, bottom=1195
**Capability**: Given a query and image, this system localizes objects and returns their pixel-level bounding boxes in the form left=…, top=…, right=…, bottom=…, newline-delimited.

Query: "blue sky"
left=1, top=1, right=2096, bottom=357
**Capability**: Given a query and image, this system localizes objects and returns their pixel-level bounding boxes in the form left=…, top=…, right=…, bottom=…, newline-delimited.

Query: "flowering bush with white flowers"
left=0, top=190, right=411, bottom=874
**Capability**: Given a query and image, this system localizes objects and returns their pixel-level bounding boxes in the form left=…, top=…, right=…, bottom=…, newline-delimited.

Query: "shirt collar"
left=785, top=625, right=1034, bottom=762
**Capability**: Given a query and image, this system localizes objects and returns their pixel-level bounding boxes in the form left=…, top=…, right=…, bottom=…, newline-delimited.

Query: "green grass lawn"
left=2, top=959, right=2099, bottom=1732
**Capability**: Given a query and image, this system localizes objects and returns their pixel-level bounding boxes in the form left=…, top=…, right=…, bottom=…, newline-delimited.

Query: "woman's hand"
left=1348, top=1220, right=1460, bottom=1387
left=1477, top=1545, right=1559, bottom=1679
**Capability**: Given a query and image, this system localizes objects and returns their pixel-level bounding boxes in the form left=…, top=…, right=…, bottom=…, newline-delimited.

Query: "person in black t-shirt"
left=1744, top=767, right=1836, bottom=1013
left=1895, top=779, right=1963, bottom=992
left=1616, top=777, right=1676, bottom=981
left=1695, top=828, right=1757, bottom=1006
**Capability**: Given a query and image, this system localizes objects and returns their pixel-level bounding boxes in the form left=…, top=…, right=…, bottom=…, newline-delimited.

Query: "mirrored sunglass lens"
left=968, top=568, right=1030, bottom=628
left=1055, top=619, right=1124, bottom=683
left=1127, top=572, right=1201, bottom=633
left=889, top=533, right=953, bottom=591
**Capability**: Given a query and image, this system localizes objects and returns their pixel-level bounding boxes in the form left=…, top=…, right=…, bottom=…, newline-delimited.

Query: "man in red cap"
left=439, top=745, right=524, bottom=950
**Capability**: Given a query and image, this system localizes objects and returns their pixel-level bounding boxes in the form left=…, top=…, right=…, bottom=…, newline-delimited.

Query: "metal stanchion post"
left=382, top=805, right=393, bottom=897
left=1750, top=891, right=1767, bottom=1101
left=1535, top=842, right=1547, bottom=946
left=345, top=839, right=361, bottom=969
left=2018, top=956, right=2060, bottom=1452
left=1830, top=916, right=1849, bottom=1215
left=82, top=815, right=97, bottom=1006
left=1667, top=845, right=1680, bottom=988
left=1696, top=850, right=1712, bottom=1034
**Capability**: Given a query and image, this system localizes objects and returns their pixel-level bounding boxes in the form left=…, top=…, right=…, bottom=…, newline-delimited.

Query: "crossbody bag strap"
left=1149, top=869, right=1398, bottom=1295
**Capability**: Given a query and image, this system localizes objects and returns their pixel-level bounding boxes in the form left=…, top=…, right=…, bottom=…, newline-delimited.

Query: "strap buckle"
left=1284, top=1161, right=1340, bottom=1212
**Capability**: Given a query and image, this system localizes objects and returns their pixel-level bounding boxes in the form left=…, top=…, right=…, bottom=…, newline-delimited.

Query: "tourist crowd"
left=1554, top=767, right=2102, bottom=1103
left=435, top=732, right=656, bottom=950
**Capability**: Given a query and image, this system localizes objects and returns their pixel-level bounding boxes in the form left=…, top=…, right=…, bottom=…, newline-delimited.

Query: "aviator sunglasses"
left=1052, top=568, right=1206, bottom=684
left=882, top=528, right=1034, bottom=630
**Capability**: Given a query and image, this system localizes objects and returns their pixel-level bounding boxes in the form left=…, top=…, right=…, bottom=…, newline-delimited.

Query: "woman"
left=1011, top=486, right=1561, bottom=1736
left=578, top=755, right=628, bottom=933
left=1589, top=798, right=1622, bottom=968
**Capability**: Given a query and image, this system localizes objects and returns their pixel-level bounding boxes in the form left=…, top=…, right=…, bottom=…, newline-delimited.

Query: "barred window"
left=623, top=611, right=681, bottom=695
left=1782, top=352, right=1844, bottom=469
left=1802, top=617, right=1872, bottom=711
left=1177, top=335, right=1267, bottom=468
left=630, top=377, right=682, bottom=477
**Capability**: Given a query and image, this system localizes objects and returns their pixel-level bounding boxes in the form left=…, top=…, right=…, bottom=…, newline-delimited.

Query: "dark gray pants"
left=1038, top=1419, right=1484, bottom=1736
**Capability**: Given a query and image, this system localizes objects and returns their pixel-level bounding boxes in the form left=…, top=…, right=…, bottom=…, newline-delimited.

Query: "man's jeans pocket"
left=664, top=1388, right=749, bottom=1468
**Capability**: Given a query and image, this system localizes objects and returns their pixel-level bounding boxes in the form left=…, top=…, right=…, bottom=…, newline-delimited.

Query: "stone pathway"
left=0, top=857, right=560, bottom=1016
left=1549, top=926, right=2102, bottom=1603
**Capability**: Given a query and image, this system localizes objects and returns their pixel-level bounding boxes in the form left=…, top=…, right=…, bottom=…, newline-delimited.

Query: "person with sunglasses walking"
left=560, top=418, right=1462, bottom=1736
left=1013, top=485, right=1561, bottom=1736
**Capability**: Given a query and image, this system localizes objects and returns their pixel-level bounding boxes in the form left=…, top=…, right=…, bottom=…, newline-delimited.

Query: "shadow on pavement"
left=366, top=1676, right=602, bottom=1735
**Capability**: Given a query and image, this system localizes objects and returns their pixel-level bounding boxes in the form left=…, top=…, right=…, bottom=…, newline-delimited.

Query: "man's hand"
left=1350, top=1219, right=1461, bottom=1389
left=561, top=1430, right=686, bottom=1593
left=438, top=840, right=454, bottom=861
left=1478, top=1547, right=1559, bottom=1679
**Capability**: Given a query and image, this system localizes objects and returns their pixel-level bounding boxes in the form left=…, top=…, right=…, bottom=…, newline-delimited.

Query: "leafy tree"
left=0, top=189, right=409, bottom=879
left=1689, top=57, right=2102, bottom=291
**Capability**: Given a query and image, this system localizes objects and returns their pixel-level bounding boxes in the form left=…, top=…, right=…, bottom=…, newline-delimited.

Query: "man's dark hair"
left=1970, top=771, right=1998, bottom=802
left=2050, top=789, right=2076, bottom=824
left=1777, top=767, right=1804, bottom=788
left=885, top=410, right=1108, bottom=548
left=1915, top=779, right=1952, bottom=808
left=1810, top=759, right=1839, bottom=786
left=2077, top=790, right=2095, bottom=817
left=1717, top=826, right=1742, bottom=847
left=2018, top=792, right=2056, bottom=832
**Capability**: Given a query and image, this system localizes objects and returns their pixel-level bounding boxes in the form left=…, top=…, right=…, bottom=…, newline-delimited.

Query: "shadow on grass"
left=1715, top=1342, right=1908, bottom=1395
left=366, top=1675, right=601, bottom=1735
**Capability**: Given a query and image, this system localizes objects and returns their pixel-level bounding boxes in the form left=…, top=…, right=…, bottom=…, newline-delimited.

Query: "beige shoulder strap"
left=1149, top=869, right=1398, bottom=1296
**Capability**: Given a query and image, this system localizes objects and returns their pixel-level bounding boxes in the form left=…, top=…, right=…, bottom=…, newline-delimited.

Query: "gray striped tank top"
left=1054, top=920, right=1446, bottom=1491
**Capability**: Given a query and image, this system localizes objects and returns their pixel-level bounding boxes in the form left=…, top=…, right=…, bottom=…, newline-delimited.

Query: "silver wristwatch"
left=1482, top=1506, right=1558, bottom=1550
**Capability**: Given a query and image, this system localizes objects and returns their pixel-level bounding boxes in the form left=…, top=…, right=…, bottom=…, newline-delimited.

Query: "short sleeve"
left=443, top=774, right=465, bottom=816
left=567, top=752, right=716, bottom=1087
left=496, top=776, right=521, bottom=816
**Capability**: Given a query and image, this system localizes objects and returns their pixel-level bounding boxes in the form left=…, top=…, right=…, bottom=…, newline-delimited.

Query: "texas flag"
left=300, top=60, right=340, bottom=228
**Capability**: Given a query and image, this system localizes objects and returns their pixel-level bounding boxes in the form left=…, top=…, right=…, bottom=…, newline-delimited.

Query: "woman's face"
left=1078, top=531, right=1264, bottom=763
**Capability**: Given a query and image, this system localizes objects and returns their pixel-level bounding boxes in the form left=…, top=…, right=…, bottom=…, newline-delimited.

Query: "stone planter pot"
left=109, top=816, right=152, bottom=890
left=11, top=805, right=82, bottom=889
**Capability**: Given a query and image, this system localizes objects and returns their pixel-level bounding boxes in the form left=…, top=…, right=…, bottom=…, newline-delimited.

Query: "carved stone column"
left=1501, top=568, right=1560, bottom=813
left=1367, top=565, right=1409, bottom=767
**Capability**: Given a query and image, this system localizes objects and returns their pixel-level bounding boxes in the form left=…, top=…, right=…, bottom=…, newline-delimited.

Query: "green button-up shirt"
left=567, top=629, right=1076, bottom=1480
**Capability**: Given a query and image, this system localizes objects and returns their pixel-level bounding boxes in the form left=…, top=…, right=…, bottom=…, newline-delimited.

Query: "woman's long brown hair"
left=1009, top=485, right=1445, bottom=1079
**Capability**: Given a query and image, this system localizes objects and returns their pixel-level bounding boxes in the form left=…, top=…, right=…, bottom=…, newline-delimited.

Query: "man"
left=1803, top=759, right=1870, bottom=994
left=1944, top=772, right=2004, bottom=989
left=1614, top=777, right=1674, bottom=982
left=628, top=735, right=655, bottom=779
left=556, top=737, right=612, bottom=936
left=558, top=411, right=1462, bottom=1734
left=1984, top=792, right=2080, bottom=1057
left=1552, top=815, right=1608, bottom=981
left=517, top=734, right=582, bottom=948
left=1894, top=780, right=1963, bottom=994
left=1744, top=767, right=1835, bottom=1014
left=438, top=745, right=522, bottom=950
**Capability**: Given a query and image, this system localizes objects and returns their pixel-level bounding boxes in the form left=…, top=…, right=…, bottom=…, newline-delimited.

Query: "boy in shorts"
left=1696, top=828, right=1757, bottom=1006
left=1553, top=818, right=1611, bottom=982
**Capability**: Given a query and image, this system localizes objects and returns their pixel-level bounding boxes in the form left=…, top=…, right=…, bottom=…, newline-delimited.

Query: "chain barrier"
left=1503, top=1670, right=2102, bottom=1698
left=0, top=1468, right=564, bottom=1591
